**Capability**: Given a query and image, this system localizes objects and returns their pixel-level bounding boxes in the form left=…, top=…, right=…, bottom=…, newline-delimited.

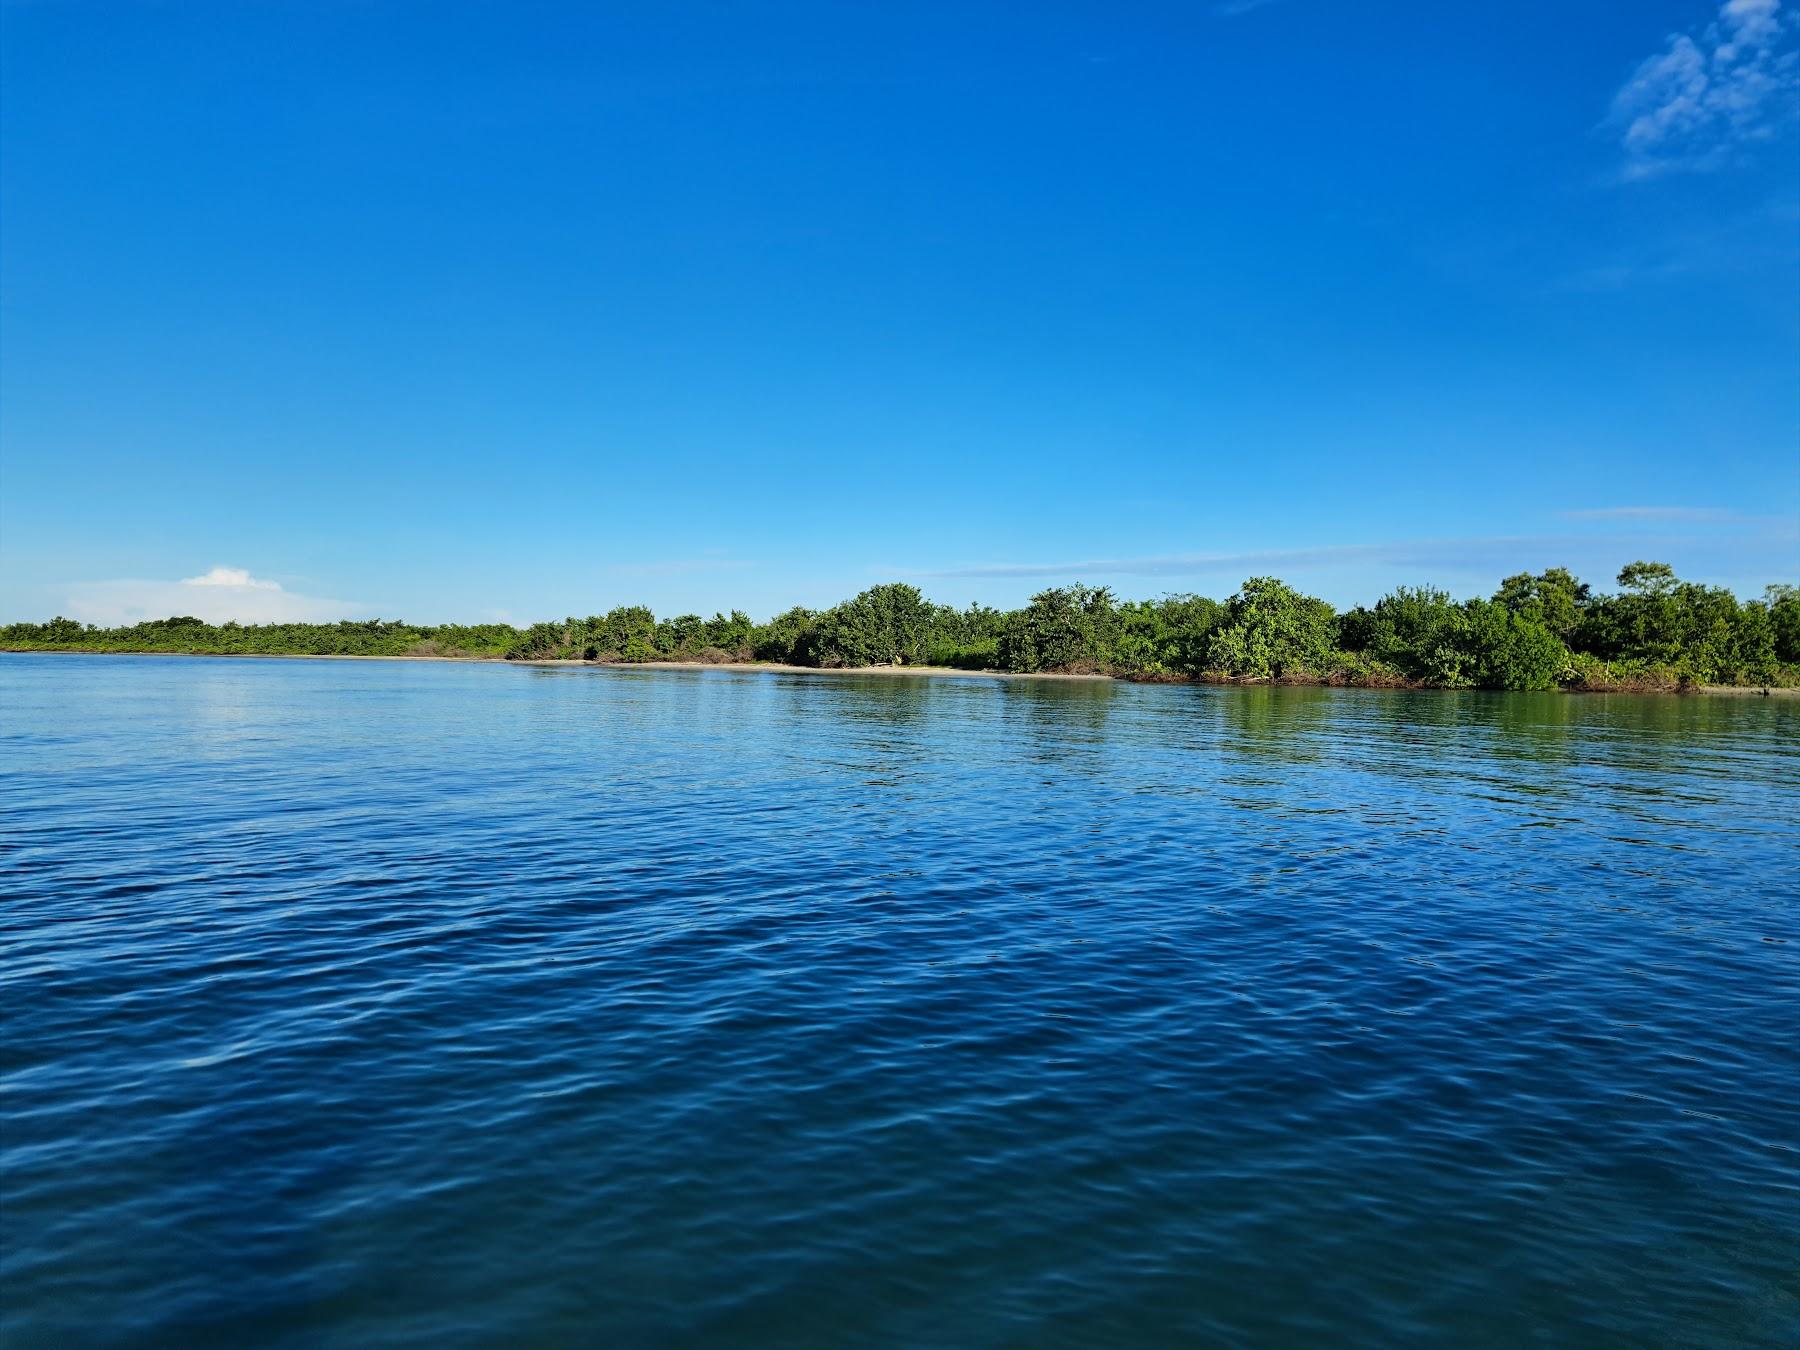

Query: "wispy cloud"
left=1556, top=260, right=1693, bottom=292
left=63, top=567, right=364, bottom=625
left=898, top=538, right=1567, bottom=582
left=899, top=518, right=1799, bottom=584
left=1609, top=0, right=1800, bottom=180
left=605, top=558, right=754, bottom=579
left=1559, top=506, right=1760, bottom=523
left=1213, top=0, right=1282, bottom=15
left=1554, top=198, right=1800, bottom=288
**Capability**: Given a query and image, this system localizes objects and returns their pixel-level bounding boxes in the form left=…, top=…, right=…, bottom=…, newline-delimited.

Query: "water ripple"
left=2, top=655, right=1797, bottom=1348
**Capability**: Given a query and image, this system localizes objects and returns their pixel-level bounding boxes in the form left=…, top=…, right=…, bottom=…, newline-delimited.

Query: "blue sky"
left=2, top=0, right=1796, bottom=625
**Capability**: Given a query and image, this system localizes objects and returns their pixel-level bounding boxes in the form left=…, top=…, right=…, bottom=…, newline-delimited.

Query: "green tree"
left=9, top=563, right=1797, bottom=688
left=658, top=614, right=708, bottom=655
left=995, top=584, right=1119, bottom=672
left=1340, top=586, right=1472, bottom=685
left=750, top=607, right=819, bottom=663
left=1578, top=561, right=1753, bottom=680
left=704, top=610, right=755, bottom=656
left=600, top=606, right=657, bottom=655
left=1463, top=600, right=1569, bottom=690
left=1493, top=567, right=1589, bottom=640
left=1766, top=585, right=1800, bottom=665
left=1204, top=577, right=1336, bottom=679
left=1732, top=600, right=1779, bottom=683
left=812, top=584, right=933, bottom=666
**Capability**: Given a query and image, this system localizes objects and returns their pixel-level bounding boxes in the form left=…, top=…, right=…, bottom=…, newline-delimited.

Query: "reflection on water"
left=1, top=655, right=1796, bottom=1350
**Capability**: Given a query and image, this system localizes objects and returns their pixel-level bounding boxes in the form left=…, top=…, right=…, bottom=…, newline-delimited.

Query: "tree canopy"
left=7, top=561, right=1797, bottom=692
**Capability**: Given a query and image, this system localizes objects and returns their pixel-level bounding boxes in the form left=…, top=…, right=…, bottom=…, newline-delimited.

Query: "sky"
left=2, top=0, right=1797, bottom=625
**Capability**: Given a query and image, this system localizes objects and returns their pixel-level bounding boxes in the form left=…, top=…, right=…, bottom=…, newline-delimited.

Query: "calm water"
left=2, top=654, right=1797, bottom=1348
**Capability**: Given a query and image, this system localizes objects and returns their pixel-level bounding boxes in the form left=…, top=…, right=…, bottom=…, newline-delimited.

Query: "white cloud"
left=180, top=566, right=279, bottom=590
left=63, top=567, right=366, bottom=626
left=1610, top=0, right=1799, bottom=179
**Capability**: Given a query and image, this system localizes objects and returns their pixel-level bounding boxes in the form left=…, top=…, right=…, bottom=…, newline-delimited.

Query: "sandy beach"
left=515, top=658, right=1115, bottom=681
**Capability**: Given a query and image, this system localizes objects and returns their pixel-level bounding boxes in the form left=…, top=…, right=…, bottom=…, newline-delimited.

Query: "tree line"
left=5, top=562, right=1797, bottom=691
left=0, top=617, right=522, bottom=659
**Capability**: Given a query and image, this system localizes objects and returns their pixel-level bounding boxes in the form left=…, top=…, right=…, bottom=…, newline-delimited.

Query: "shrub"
left=925, top=638, right=998, bottom=670
left=1463, top=601, right=1569, bottom=691
left=811, top=584, right=933, bottom=666
left=1203, top=577, right=1337, bottom=679
left=996, top=585, right=1119, bottom=672
left=750, top=608, right=819, bottom=663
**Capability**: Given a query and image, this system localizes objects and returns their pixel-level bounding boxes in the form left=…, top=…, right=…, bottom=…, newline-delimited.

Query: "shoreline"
left=516, top=658, right=1112, bottom=681
left=0, top=648, right=1107, bottom=681
left=3, top=647, right=1796, bottom=696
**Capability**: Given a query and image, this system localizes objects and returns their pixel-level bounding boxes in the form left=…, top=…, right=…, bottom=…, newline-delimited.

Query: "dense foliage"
left=507, top=608, right=756, bottom=664
left=6, top=562, right=1797, bottom=691
left=0, top=617, right=521, bottom=658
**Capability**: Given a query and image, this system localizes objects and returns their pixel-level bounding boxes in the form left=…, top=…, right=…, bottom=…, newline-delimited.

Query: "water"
left=2, top=653, right=1796, bottom=1348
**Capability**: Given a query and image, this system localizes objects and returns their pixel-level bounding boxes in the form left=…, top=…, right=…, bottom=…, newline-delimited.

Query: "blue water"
left=2, top=654, right=1797, bottom=1348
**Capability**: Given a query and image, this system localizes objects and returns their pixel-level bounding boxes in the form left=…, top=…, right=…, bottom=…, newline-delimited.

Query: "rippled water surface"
left=2, top=654, right=1797, bottom=1348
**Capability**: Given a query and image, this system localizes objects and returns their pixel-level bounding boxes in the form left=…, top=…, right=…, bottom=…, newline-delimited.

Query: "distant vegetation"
left=6, top=563, right=1798, bottom=692
left=0, top=618, right=522, bottom=659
